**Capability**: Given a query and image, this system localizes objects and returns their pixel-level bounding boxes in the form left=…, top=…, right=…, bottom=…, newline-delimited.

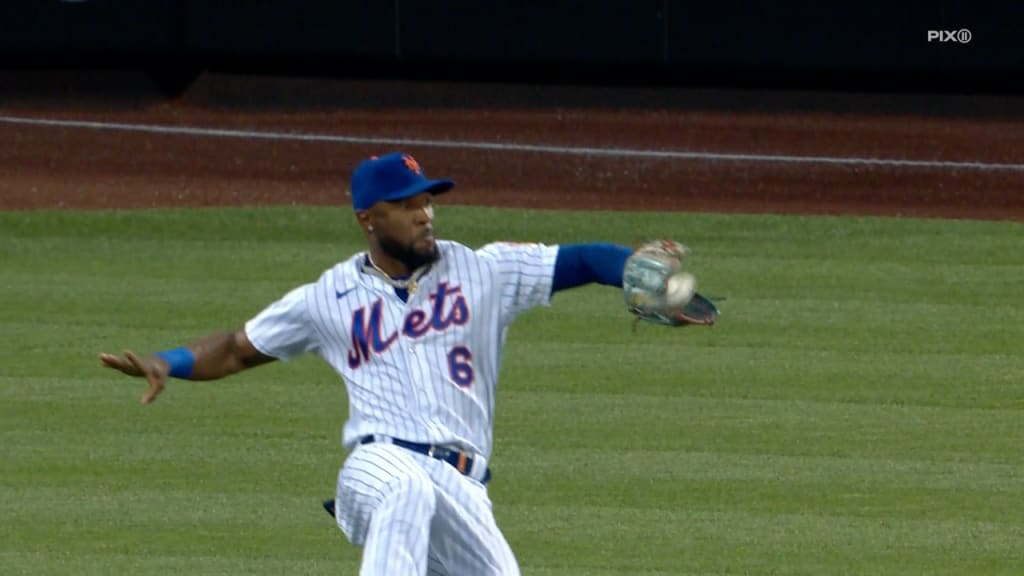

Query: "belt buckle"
left=427, top=445, right=437, bottom=458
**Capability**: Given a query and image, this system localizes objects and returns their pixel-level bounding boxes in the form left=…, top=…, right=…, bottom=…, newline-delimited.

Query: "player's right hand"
left=99, top=350, right=170, bottom=405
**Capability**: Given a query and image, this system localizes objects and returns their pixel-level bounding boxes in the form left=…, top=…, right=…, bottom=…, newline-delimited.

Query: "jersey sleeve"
left=476, top=242, right=559, bottom=324
left=244, top=283, right=321, bottom=361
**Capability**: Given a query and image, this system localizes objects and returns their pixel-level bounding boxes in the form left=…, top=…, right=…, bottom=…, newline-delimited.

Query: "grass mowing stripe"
left=1, top=555, right=352, bottom=576
left=503, top=504, right=1023, bottom=575
left=500, top=340, right=1024, bottom=409
left=496, top=390, right=1022, bottom=463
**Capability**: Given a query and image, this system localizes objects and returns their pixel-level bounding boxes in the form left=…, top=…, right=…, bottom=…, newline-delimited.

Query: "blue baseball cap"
left=351, top=152, right=455, bottom=211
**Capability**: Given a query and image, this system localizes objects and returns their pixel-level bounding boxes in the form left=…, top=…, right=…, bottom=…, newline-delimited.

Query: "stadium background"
left=2, top=2, right=1022, bottom=575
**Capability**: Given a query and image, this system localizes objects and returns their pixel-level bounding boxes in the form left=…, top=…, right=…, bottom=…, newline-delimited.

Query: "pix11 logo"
left=927, top=29, right=972, bottom=43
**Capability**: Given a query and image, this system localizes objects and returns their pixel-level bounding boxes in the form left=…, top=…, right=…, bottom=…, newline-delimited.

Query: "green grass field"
left=2, top=205, right=1022, bottom=575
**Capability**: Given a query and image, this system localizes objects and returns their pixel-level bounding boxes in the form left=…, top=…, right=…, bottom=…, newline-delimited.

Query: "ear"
left=356, top=210, right=373, bottom=234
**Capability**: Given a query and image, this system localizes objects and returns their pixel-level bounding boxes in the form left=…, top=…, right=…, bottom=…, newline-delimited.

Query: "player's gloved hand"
left=99, top=350, right=170, bottom=404
left=622, top=240, right=718, bottom=328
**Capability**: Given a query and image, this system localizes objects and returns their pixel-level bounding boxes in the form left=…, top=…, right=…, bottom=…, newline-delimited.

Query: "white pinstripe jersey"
left=244, top=240, right=558, bottom=459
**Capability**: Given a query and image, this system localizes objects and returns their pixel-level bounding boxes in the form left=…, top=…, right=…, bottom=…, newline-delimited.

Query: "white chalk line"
left=1, top=114, right=1023, bottom=172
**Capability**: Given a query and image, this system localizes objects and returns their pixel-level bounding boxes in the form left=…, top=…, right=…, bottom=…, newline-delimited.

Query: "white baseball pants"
left=334, top=441, right=520, bottom=575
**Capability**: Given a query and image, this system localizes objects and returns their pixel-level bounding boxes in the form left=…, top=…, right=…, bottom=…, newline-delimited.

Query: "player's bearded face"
left=377, top=195, right=439, bottom=270
left=378, top=228, right=439, bottom=270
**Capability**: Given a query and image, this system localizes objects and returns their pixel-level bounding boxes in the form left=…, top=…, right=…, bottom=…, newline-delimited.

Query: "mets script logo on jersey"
left=348, top=282, right=469, bottom=369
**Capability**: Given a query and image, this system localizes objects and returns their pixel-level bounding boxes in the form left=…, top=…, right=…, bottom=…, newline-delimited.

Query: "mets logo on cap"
left=351, top=152, right=455, bottom=211
left=402, top=155, right=422, bottom=175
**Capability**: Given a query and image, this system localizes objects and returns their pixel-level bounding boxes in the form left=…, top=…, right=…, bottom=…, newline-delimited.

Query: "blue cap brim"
left=367, top=178, right=454, bottom=207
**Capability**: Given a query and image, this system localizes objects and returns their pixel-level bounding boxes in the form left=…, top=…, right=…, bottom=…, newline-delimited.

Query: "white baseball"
left=665, top=272, right=696, bottom=306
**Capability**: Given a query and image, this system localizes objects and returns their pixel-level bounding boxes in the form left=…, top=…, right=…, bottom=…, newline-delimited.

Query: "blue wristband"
left=155, top=347, right=195, bottom=379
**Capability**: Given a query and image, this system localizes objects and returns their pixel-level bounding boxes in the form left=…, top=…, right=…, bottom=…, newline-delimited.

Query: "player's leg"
left=334, top=442, right=438, bottom=576
left=420, top=456, right=520, bottom=575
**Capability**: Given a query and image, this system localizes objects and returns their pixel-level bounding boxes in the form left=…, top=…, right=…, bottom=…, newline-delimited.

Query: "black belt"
left=360, top=435, right=492, bottom=485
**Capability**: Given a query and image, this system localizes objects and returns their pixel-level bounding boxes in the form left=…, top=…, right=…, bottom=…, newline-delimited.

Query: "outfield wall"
left=1, top=1, right=1021, bottom=92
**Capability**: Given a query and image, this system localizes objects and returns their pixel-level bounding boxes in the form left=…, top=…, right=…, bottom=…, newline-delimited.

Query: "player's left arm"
left=100, top=330, right=275, bottom=404
left=551, top=243, right=634, bottom=294
left=101, top=282, right=319, bottom=404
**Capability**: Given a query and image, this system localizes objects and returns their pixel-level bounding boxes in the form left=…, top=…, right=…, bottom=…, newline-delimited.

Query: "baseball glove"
left=623, top=240, right=719, bottom=328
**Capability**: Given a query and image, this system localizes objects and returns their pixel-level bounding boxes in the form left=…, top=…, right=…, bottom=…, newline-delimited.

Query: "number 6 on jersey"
left=447, top=346, right=474, bottom=388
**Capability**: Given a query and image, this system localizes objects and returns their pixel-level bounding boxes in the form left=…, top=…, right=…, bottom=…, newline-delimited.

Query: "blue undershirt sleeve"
left=551, top=243, right=633, bottom=293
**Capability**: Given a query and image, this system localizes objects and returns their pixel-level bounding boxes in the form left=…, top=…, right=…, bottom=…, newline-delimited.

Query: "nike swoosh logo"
left=336, top=287, right=356, bottom=299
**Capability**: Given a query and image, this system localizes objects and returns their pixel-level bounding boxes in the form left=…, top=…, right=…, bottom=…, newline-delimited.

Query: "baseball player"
left=99, top=152, right=714, bottom=575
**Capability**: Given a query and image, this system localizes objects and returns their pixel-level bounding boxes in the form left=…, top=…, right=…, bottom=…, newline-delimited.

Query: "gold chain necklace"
left=365, top=255, right=425, bottom=295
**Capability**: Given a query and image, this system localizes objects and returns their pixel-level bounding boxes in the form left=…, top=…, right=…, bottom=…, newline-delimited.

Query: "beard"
left=378, top=232, right=440, bottom=272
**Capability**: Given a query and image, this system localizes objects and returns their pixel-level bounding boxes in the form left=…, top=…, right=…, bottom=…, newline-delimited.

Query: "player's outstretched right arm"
left=99, top=329, right=275, bottom=405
